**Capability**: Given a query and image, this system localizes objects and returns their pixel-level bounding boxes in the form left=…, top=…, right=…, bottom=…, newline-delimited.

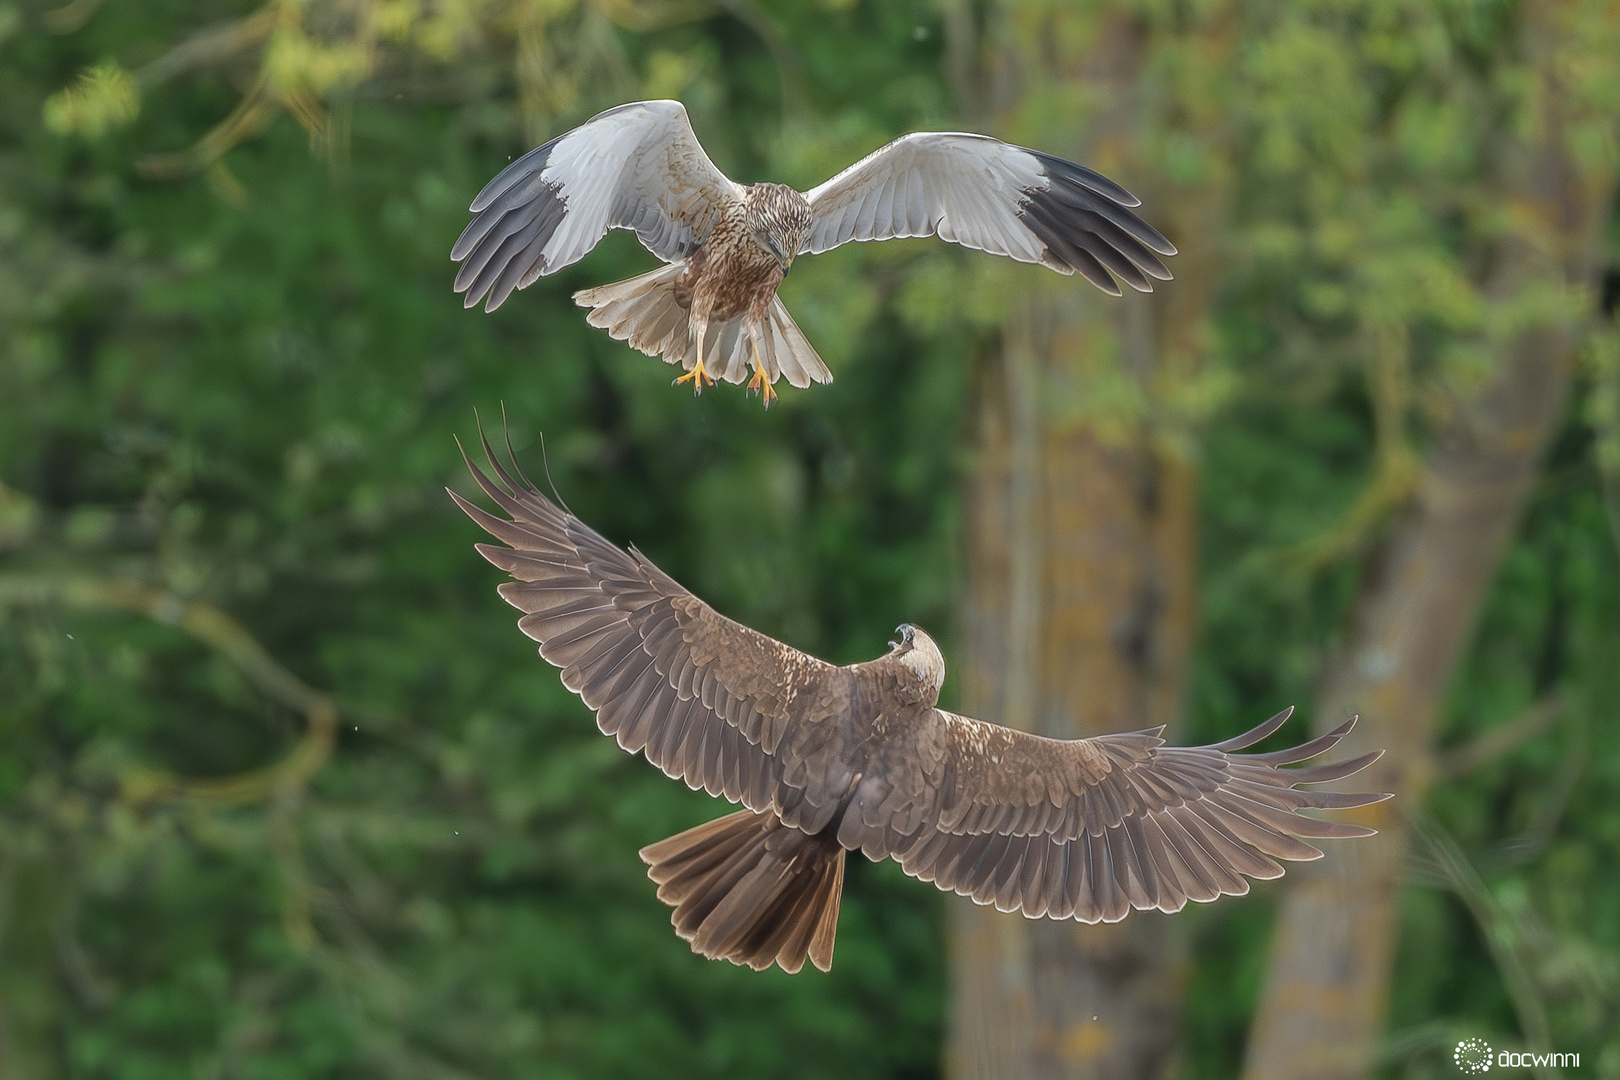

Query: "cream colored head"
left=746, top=183, right=813, bottom=274
left=890, top=624, right=946, bottom=703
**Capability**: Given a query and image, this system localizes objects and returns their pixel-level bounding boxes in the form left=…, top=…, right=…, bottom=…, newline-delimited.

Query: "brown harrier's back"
left=452, top=437, right=1390, bottom=974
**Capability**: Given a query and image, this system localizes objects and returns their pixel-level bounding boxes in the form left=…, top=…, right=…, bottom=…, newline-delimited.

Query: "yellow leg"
left=676, top=315, right=716, bottom=394
left=746, top=336, right=777, bottom=408
left=673, top=355, right=714, bottom=393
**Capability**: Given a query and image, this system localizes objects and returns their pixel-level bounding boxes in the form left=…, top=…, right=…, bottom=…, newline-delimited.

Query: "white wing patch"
left=801, top=131, right=1175, bottom=295
left=804, top=133, right=1047, bottom=261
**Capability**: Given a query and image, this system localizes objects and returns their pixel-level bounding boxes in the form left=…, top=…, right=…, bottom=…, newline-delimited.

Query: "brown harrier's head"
left=887, top=623, right=945, bottom=705
left=745, top=183, right=813, bottom=275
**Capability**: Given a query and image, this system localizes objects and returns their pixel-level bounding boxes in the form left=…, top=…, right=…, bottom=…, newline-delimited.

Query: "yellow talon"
left=746, top=365, right=777, bottom=408
left=674, top=357, right=714, bottom=393
left=747, top=336, right=776, bottom=408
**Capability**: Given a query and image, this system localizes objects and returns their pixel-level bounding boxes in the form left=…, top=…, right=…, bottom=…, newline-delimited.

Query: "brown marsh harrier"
left=451, top=438, right=1389, bottom=975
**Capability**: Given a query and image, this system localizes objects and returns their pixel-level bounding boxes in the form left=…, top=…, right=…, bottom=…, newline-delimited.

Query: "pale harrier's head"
left=746, top=183, right=813, bottom=274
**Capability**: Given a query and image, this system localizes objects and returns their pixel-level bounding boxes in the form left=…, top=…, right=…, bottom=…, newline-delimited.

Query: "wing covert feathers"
left=885, top=707, right=1390, bottom=924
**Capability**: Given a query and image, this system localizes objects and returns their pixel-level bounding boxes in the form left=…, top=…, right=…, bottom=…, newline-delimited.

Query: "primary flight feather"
left=451, top=437, right=1389, bottom=975
left=452, top=100, right=1177, bottom=405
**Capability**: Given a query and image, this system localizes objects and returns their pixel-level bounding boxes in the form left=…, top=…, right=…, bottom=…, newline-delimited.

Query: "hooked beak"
left=765, top=237, right=791, bottom=275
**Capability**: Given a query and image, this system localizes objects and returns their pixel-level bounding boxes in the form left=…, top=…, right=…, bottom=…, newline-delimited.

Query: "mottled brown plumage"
left=451, top=438, right=1391, bottom=974
left=661, top=184, right=812, bottom=402
left=452, top=100, right=1177, bottom=405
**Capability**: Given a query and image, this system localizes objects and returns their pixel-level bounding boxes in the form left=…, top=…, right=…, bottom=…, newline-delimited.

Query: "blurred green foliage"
left=1, top=0, right=1617, bottom=1078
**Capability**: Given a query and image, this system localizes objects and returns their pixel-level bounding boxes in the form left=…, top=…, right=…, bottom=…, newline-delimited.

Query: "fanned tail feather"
left=573, top=265, right=702, bottom=370
left=572, top=270, right=833, bottom=390
left=640, top=808, right=845, bottom=974
left=762, top=298, right=831, bottom=389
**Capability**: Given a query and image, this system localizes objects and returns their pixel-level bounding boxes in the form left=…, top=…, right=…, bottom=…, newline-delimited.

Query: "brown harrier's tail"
left=640, top=808, right=845, bottom=974
left=574, top=268, right=832, bottom=391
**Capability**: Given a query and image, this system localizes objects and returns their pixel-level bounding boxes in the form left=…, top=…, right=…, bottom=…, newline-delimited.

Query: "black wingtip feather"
left=1019, top=192, right=1178, bottom=295
left=1031, top=150, right=1141, bottom=207
left=468, top=137, right=561, bottom=214
left=1021, top=200, right=1125, bottom=295
left=1039, top=180, right=1178, bottom=259
left=453, top=163, right=568, bottom=313
left=1076, top=209, right=1175, bottom=278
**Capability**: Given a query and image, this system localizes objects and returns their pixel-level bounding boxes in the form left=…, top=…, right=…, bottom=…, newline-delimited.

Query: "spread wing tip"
left=1279, top=749, right=1385, bottom=787
left=446, top=486, right=511, bottom=541
left=1207, top=705, right=1296, bottom=752
left=448, top=421, right=585, bottom=550
left=1020, top=191, right=1173, bottom=294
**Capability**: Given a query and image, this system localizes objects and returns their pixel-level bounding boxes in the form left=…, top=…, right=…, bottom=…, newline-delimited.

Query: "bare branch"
left=0, top=573, right=337, bottom=806
left=138, top=80, right=277, bottom=181
left=1433, top=693, right=1564, bottom=781
left=138, top=9, right=276, bottom=87
left=41, top=0, right=104, bottom=34
left=1496, top=709, right=1588, bottom=867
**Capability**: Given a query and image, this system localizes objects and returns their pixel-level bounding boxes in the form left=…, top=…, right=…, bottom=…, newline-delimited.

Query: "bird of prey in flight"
left=452, top=100, right=1176, bottom=405
left=450, top=437, right=1390, bottom=975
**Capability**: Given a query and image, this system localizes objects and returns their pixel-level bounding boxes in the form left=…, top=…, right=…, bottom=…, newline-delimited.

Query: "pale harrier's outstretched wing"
left=802, top=132, right=1177, bottom=295
left=453, top=100, right=740, bottom=312
left=837, top=706, right=1388, bottom=924
left=448, top=437, right=861, bottom=834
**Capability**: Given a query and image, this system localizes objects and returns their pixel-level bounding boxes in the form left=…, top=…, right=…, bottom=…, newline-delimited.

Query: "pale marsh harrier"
left=452, top=100, right=1177, bottom=405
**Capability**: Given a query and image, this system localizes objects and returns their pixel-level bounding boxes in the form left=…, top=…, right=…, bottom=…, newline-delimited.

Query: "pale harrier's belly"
left=678, top=217, right=785, bottom=323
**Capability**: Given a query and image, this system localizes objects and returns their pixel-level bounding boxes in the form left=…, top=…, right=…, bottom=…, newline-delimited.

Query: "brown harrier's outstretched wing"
left=843, top=707, right=1388, bottom=924
left=449, top=438, right=858, bottom=831
left=453, top=100, right=741, bottom=312
left=801, top=132, right=1177, bottom=295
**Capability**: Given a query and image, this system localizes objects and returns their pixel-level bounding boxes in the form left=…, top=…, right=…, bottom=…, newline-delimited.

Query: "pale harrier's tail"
left=574, top=268, right=832, bottom=391
left=640, top=808, right=844, bottom=974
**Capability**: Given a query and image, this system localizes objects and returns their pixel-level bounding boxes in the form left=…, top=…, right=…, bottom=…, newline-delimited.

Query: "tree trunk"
left=942, top=3, right=1235, bottom=1071
left=947, top=294, right=1200, bottom=1080
left=1241, top=18, right=1614, bottom=1079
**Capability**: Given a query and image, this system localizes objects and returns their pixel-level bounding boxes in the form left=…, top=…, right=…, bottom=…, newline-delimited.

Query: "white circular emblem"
left=1454, top=1038, right=1492, bottom=1074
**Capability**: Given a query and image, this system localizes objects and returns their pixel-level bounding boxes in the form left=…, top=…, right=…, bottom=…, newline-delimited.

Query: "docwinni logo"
left=1454, top=1039, right=1582, bottom=1073
left=1496, top=1050, right=1581, bottom=1070
left=1455, top=1039, right=1492, bottom=1074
